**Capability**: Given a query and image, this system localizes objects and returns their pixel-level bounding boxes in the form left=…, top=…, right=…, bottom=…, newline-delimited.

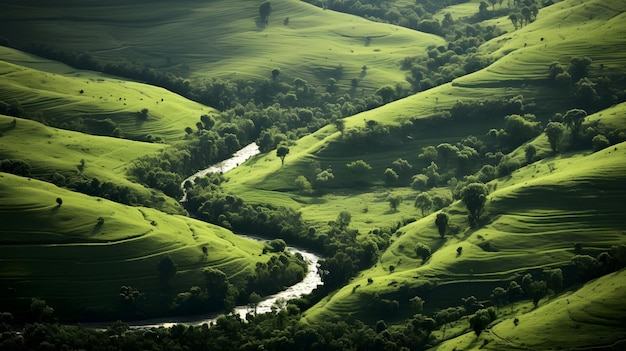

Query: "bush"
left=592, top=134, right=610, bottom=151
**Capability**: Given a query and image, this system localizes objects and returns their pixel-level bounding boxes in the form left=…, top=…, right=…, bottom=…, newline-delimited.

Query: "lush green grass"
left=431, top=269, right=626, bottom=350
left=0, top=0, right=445, bottom=92
left=0, top=172, right=274, bottom=316
left=0, top=114, right=184, bottom=213
left=302, top=140, right=626, bottom=322
left=0, top=46, right=217, bottom=142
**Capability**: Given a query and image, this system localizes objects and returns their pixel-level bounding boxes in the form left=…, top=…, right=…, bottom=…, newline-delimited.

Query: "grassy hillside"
left=0, top=46, right=217, bottom=142
left=0, top=2, right=625, bottom=348
left=302, top=139, right=626, bottom=322
left=431, top=269, right=626, bottom=350
left=222, top=0, right=626, bottom=226
left=0, top=172, right=276, bottom=319
left=0, top=114, right=185, bottom=213
left=0, top=0, right=445, bottom=91
left=212, top=0, right=626, bottom=330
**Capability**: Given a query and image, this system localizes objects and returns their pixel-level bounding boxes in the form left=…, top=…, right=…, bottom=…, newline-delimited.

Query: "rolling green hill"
left=431, top=269, right=626, bottom=350
left=0, top=172, right=275, bottom=319
left=301, top=139, right=626, bottom=321
left=0, top=46, right=217, bottom=142
left=0, top=0, right=625, bottom=348
left=212, top=0, right=626, bottom=340
left=0, top=0, right=444, bottom=92
left=0, top=114, right=185, bottom=214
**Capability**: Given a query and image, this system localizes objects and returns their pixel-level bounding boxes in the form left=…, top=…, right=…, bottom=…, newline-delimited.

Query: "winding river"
left=126, top=143, right=323, bottom=328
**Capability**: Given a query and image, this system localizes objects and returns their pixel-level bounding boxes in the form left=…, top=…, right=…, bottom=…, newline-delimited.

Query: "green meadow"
left=0, top=0, right=625, bottom=348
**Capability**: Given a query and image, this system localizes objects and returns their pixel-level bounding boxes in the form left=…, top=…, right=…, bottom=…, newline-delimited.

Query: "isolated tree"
left=415, top=243, right=432, bottom=262
left=388, top=194, right=402, bottom=211
left=271, top=68, right=280, bottom=80
left=524, top=144, right=537, bottom=163
left=414, top=192, right=433, bottom=217
left=276, top=143, right=289, bottom=166
left=259, top=1, right=272, bottom=24
left=157, top=255, right=177, bottom=286
left=461, top=182, right=489, bottom=224
left=489, top=0, right=497, bottom=12
left=435, top=212, right=449, bottom=238
left=56, top=197, right=63, bottom=206
left=544, top=122, right=565, bottom=152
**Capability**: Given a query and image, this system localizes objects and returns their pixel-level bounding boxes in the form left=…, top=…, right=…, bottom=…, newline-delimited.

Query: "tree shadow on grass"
left=307, top=197, right=327, bottom=205
left=91, top=222, right=104, bottom=234
left=255, top=18, right=267, bottom=31
left=384, top=208, right=399, bottom=215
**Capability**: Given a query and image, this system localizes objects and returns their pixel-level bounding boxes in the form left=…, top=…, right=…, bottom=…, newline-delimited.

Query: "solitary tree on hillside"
left=435, top=212, right=449, bottom=238
left=271, top=68, right=280, bottom=80
left=414, top=192, right=433, bottom=217
left=544, top=122, right=565, bottom=153
left=461, top=182, right=489, bottom=225
left=259, top=1, right=272, bottom=24
left=56, top=197, right=63, bottom=206
left=524, top=144, right=537, bottom=163
left=388, top=194, right=402, bottom=211
left=276, top=143, right=289, bottom=167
